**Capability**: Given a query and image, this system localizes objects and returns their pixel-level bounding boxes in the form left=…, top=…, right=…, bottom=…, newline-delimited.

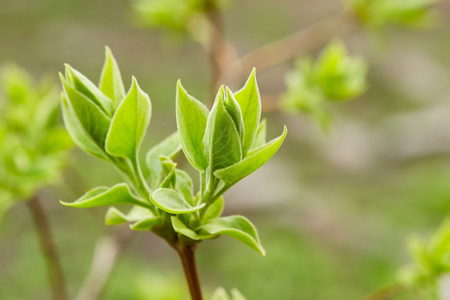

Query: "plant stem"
left=205, top=1, right=227, bottom=99
left=26, top=195, right=67, bottom=300
left=175, top=243, right=203, bottom=300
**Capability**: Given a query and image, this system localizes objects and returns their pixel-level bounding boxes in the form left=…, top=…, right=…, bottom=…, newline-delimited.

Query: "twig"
left=175, top=243, right=203, bottom=300
left=26, top=195, right=67, bottom=300
left=222, top=10, right=358, bottom=85
left=362, top=283, right=406, bottom=300
left=75, top=229, right=134, bottom=300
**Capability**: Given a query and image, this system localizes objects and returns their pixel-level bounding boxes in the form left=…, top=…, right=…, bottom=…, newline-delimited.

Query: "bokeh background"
left=1, top=0, right=450, bottom=299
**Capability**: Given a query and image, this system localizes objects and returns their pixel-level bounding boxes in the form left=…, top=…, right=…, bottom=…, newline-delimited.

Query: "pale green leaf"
left=175, top=169, right=194, bottom=206
left=204, top=87, right=242, bottom=172
left=61, top=183, right=152, bottom=209
left=224, top=87, right=244, bottom=143
left=211, top=287, right=230, bottom=300
left=171, top=216, right=200, bottom=240
left=202, top=196, right=224, bottom=222
left=151, top=188, right=205, bottom=214
left=160, top=157, right=177, bottom=188
left=61, top=75, right=111, bottom=151
left=105, top=206, right=154, bottom=225
left=130, top=216, right=164, bottom=231
left=60, top=92, right=106, bottom=159
left=198, top=215, right=265, bottom=256
left=65, top=65, right=114, bottom=116
left=249, top=119, right=266, bottom=152
left=215, top=126, right=287, bottom=186
left=234, top=68, right=261, bottom=155
left=105, top=77, right=151, bottom=161
left=176, top=80, right=209, bottom=170
left=146, top=132, right=181, bottom=189
left=99, top=47, right=126, bottom=108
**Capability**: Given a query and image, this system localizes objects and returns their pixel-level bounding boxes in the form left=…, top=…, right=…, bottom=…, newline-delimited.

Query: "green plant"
left=59, top=48, right=286, bottom=299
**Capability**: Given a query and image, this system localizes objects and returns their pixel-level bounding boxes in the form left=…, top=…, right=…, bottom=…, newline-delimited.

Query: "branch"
left=222, top=10, right=358, bottom=84
left=27, top=195, right=68, bottom=300
left=75, top=229, right=134, bottom=300
left=175, top=244, right=203, bottom=300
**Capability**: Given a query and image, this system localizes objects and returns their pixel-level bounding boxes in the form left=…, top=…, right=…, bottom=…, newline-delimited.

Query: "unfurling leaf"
left=171, top=216, right=200, bottom=240
left=215, top=126, right=287, bottom=186
left=198, top=215, right=265, bottom=256
left=203, top=87, right=242, bottom=172
left=61, top=183, right=152, bottom=209
left=105, top=206, right=154, bottom=225
left=234, top=68, right=261, bottom=155
left=202, top=196, right=224, bottom=222
left=151, top=188, right=205, bottom=214
left=105, top=77, right=151, bottom=161
left=176, top=80, right=209, bottom=171
left=99, top=46, right=126, bottom=108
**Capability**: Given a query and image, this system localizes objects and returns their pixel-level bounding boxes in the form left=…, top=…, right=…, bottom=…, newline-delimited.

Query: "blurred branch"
left=362, top=283, right=406, bottom=300
left=222, top=10, right=358, bottom=85
left=27, top=195, right=67, bottom=300
left=75, top=229, right=134, bottom=300
left=261, top=94, right=282, bottom=113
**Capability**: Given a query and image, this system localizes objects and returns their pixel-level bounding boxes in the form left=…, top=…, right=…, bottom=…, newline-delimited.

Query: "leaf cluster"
left=282, top=40, right=367, bottom=129
left=347, top=0, right=441, bottom=30
left=398, top=218, right=450, bottom=298
left=0, top=65, right=72, bottom=220
left=60, top=48, right=287, bottom=255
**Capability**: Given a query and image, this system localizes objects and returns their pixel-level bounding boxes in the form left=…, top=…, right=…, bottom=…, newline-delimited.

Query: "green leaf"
left=204, top=87, right=242, bottom=172
left=234, top=68, right=261, bottom=155
left=64, top=65, right=114, bottom=116
left=224, top=87, right=245, bottom=144
left=211, top=287, right=230, bottom=300
left=159, top=157, right=177, bottom=188
left=145, top=132, right=181, bottom=189
left=61, top=183, right=152, bottom=209
left=61, top=76, right=111, bottom=151
left=130, top=217, right=164, bottom=231
left=151, top=188, right=205, bottom=214
left=60, top=92, right=106, bottom=159
left=202, top=196, right=224, bottom=222
left=105, top=206, right=153, bottom=225
left=175, top=169, right=195, bottom=206
left=176, top=80, right=209, bottom=171
left=171, top=216, right=200, bottom=240
left=105, top=77, right=151, bottom=161
left=198, top=215, right=265, bottom=256
left=249, top=119, right=266, bottom=152
left=99, top=47, right=126, bottom=108
left=215, top=126, right=287, bottom=186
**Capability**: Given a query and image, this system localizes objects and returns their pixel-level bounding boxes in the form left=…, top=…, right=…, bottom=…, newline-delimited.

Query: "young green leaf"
left=61, top=183, right=152, bottom=209
left=171, top=216, right=200, bottom=240
left=234, top=68, right=261, bottom=155
left=146, top=132, right=181, bottom=189
left=249, top=119, right=266, bottom=152
left=130, top=217, right=164, bottom=231
left=60, top=93, right=106, bottom=159
left=215, top=126, right=287, bottom=186
left=99, top=47, right=126, bottom=108
left=202, top=196, right=224, bottom=222
left=65, top=65, right=114, bottom=116
left=176, top=80, right=209, bottom=171
left=224, top=87, right=245, bottom=143
left=105, top=206, right=154, bottom=225
left=151, top=188, right=205, bottom=214
left=175, top=169, right=195, bottom=206
left=198, top=215, right=265, bottom=256
left=204, top=87, right=242, bottom=172
left=105, top=77, right=151, bottom=161
left=61, top=76, right=112, bottom=150
left=159, top=157, right=177, bottom=188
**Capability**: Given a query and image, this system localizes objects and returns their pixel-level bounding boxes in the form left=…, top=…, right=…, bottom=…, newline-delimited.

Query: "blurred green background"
left=1, top=0, right=450, bottom=299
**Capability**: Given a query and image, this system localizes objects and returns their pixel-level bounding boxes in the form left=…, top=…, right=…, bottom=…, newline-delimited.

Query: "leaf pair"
left=60, top=48, right=151, bottom=164
left=177, top=69, right=287, bottom=189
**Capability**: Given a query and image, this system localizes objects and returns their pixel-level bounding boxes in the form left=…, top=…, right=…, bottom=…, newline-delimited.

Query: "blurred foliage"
left=0, top=65, right=71, bottom=221
left=132, top=0, right=229, bottom=34
left=211, top=287, right=246, bottom=300
left=282, top=40, right=367, bottom=129
left=347, top=0, right=441, bottom=30
left=398, top=218, right=450, bottom=299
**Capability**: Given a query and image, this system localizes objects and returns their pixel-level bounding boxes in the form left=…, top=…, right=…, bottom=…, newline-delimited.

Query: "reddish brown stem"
left=175, top=244, right=203, bottom=300
left=27, top=195, right=67, bottom=300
